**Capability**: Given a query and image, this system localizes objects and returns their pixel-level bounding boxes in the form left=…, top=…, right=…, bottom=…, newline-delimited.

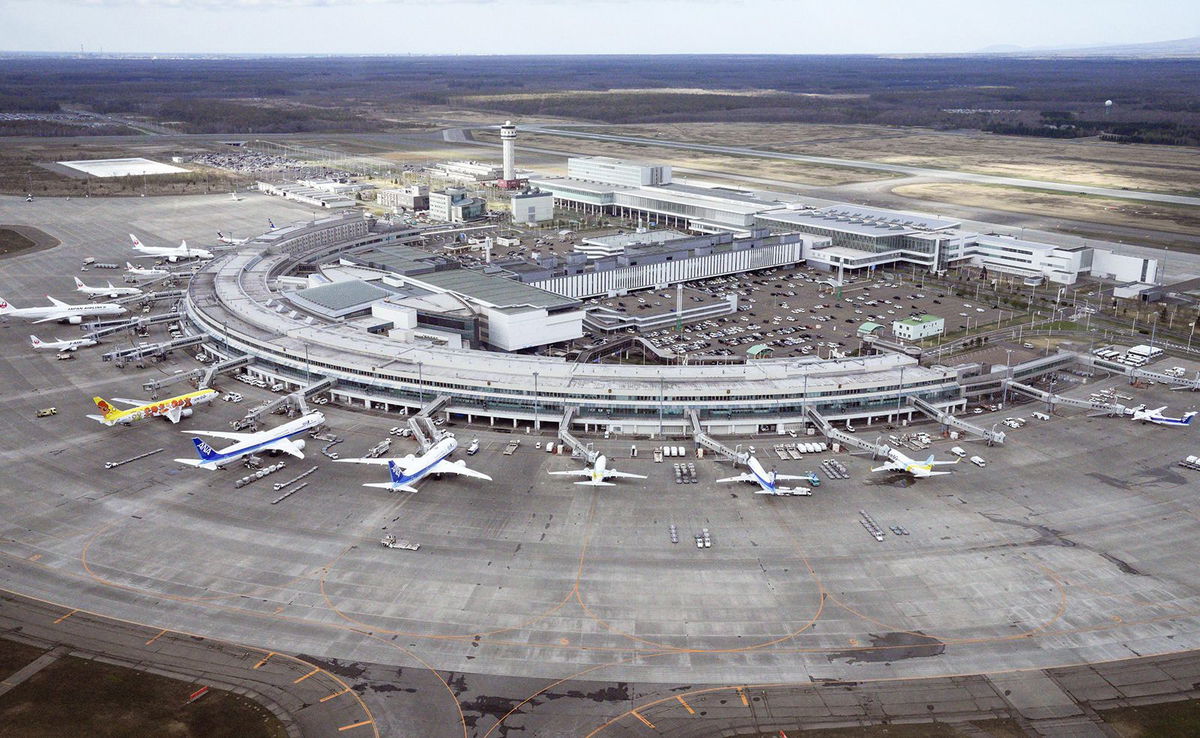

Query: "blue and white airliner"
left=336, top=435, right=491, bottom=493
left=176, top=412, right=325, bottom=470
left=1129, top=405, right=1197, bottom=427
left=716, top=454, right=812, bottom=496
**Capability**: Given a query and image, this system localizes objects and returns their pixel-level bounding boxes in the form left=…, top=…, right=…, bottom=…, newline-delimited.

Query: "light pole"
left=896, top=365, right=905, bottom=421
left=533, top=371, right=540, bottom=433
left=1003, top=348, right=1013, bottom=405
left=417, top=361, right=424, bottom=404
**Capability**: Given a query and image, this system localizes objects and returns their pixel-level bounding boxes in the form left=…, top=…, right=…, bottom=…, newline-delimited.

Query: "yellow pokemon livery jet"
left=88, top=388, right=218, bottom=426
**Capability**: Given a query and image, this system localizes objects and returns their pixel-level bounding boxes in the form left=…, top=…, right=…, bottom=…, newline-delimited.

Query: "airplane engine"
left=167, top=255, right=179, bottom=263
left=68, top=316, right=82, bottom=324
left=180, top=408, right=193, bottom=419
left=292, top=439, right=306, bottom=451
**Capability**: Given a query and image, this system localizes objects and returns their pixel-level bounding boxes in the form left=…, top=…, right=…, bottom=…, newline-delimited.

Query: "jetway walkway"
left=1074, top=354, right=1200, bottom=391
left=139, top=355, right=254, bottom=394
left=909, top=396, right=1006, bottom=445
left=557, top=406, right=598, bottom=463
left=688, top=409, right=745, bottom=462
left=415, top=394, right=451, bottom=418
left=101, top=335, right=206, bottom=366
left=804, top=407, right=891, bottom=458
left=407, top=394, right=449, bottom=452
left=82, top=311, right=182, bottom=340
left=115, top=289, right=187, bottom=306
left=247, top=377, right=337, bottom=423
left=1004, top=379, right=1128, bottom=415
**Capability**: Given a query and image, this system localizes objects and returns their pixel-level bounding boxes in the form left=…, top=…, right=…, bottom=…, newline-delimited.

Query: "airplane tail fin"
left=925, top=454, right=935, bottom=466
left=0, top=297, right=14, bottom=314
left=1185, top=412, right=1197, bottom=425
left=126, top=262, right=136, bottom=270
left=29, top=335, right=42, bottom=347
left=388, top=460, right=404, bottom=486
left=92, top=396, right=121, bottom=421
left=129, top=234, right=143, bottom=248
left=191, top=437, right=219, bottom=462
left=74, top=276, right=86, bottom=289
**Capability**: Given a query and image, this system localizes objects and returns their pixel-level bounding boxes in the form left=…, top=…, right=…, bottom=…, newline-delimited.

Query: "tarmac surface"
left=4, top=193, right=1200, bottom=735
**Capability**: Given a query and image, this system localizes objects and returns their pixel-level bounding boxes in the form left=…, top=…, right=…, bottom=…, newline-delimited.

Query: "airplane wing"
left=111, top=397, right=148, bottom=407
left=364, top=481, right=419, bottom=493
left=605, top=469, right=647, bottom=479
left=188, top=429, right=249, bottom=442
left=575, top=479, right=616, bottom=486
left=929, top=459, right=960, bottom=466
left=870, top=463, right=899, bottom=473
left=1150, top=406, right=1168, bottom=415
left=548, top=468, right=592, bottom=477
left=335, top=455, right=419, bottom=466
left=772, top=474, right=815, bottom=481
left=164, top=405, right=184, bottom=424
left=756, top=486, right=812, bottom=496
left=263, top=438, right=305, bottom=458
left=32, top=314, right=67, bottom=324
left=715, top=473, right=756, bottom=484
left=45, top=296, right=68, bottom=308
left=918, top=470, right=954, bottom=476
left=429, top=459, right=493, bottom=481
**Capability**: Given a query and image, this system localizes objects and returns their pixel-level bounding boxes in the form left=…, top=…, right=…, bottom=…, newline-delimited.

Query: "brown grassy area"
left=0, top=640, right=47, bottom=680
left=0, top=228, right=36, bottom=258
left=0, top=140, right=259, bottom=197
left=0, top=654, right=286, bottom=738
left=574, top=123, right=1200, bottom=195
left=739, top=719, right=1024, bottom=737
left=1100, top=700, right=1200, bottom=737
left=475, top=129, right=896, bottom=187
left=891, top=182, right=1200, bottom=240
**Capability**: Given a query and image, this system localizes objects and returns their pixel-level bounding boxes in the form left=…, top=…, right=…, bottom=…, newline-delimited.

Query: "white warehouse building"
left=567, top=156, right=671, bottom=187
left=510, top=190, right=554, bottom=224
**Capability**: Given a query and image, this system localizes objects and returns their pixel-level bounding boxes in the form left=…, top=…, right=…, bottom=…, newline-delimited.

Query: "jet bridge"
left=101, top=335, right=206, bottom=365
left=688, top=409, right=745, bottom=462
left=1073, top=354, right=1200, bottom=391
left=115, top=289, right=187, bottom=306
left=139, top=355, right=253, bottom=395
left=82, top=311, right=182, bottom=340
left=557, top=406, right=598, bottom=464
left=1003, top=378, right=1128, bottom=415
left=804, top=407, right=891, bottom=458
left=246, top=377, right=337, bottom=423
left=909, top=396, right=1006, bottom=445
left=407, top=394, right=450, bottom=452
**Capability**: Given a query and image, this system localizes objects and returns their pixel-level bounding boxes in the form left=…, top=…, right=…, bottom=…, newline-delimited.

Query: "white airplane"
left=216, top=231, right=249, bottom=246
left=336, top=435, right=491, bottom=492
left=176, top=412, right=325, bottom=470
left=548, top=454, right=647, bottom=486
left=30, top=334, right=97, bottom=351
left=716, top=454, right=811, bottom=496
left=129, top=233, right=213, bottom=262
left=1128, top=405, right=1197, bottom=427
left=89, top=388, right=219, bottom=426
left=74, top=276, right=142, bottom=299
left=125, top=261, right=170, bottom=278
left=871, top=448, right=959, bottom=479
left=0, top=295, right=126, bottom=324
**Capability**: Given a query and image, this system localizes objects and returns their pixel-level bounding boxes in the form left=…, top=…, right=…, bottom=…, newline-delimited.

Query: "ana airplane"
left=176, top=412, right=325, bottom=470
left=30, top=334, right=97, bottom=351
left=871, top=448, right=959, bottom=479
left=216, top=231, right=249, bottom=246
left=125, top=262, right=170, bottom=278
left=716, top=455, right=812, bottom=496
left=1128, top=405, right=1197, bottom=427
left=74, top=276, right=142, bottom=299
left=88, top=388, right=219, bottom=426
left=0, top=295, right=126, bottom=324
left=547, top=454, right=647, bottom=486
left=336, top=435, right=491, bottom=492
left=129, top=233, right=213, bottom=262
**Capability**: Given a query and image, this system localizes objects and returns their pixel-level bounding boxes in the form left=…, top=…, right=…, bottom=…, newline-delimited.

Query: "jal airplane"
left=716, top=455, right=812, bottom=496
left=89, top=388, right=219, bottom=426
left=1129, top=405, right=1197, bottom=427
left=30, top=335, right=97, bottom=351
left=129, top=234, right=213, bottom=262
left=871, top=448, right=959, bottom=479
left=125, top=262, right=170, bottom=278
left=216, top=231, right=249, bottom=246
left=74, top=276, right=142, bottom=299
left=177, top=412, right=326, bottom=470
left=336, top=435, right=491, bottom=493
left=0, top=295, right=126, bottom=324
left=548, top=454, right=646, bottom=486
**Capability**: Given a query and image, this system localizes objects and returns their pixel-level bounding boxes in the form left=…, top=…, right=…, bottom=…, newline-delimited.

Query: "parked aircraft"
left=548, top=454, right=646, bottom=486
left=871, top=448, right=958, bottom=478
left=716, top=454, right=811, bottom=496
left=176, top=412, right=325, bottom=470
left=216, top=231, right=249, bottom=246
left=1128, top=405, right=1197, bottom=426
left=129, top=234, right=213, bottom=262
left=74, top=276, right=142, bottom=299
left=336, top=435, right=491, bottom=492
left=89, top=388, right=219, bottom=426
left=125, top=262, right=170, bottom=278
left=30, top=335, right=97, bottom=351
left=0, top=295, right=125, bottom=324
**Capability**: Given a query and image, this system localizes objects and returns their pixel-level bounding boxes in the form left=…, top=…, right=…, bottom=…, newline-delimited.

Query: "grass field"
left=573, top=122, right=1200, bottom=195
left=0, top=650, right=287, bottom=738
left=0, top=641, right=47, bottom=681
left=1100, top=700, right=1200, bottom=737
left=890, top=182, right=1200, bottom=241
left=0, top=228, right=37, bottom=258
left=475, top=128, right=896, bottom=187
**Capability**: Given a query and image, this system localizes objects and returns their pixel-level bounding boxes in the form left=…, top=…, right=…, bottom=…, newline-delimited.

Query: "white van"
left=1032, top=412, right=1050, bottom=421
left=949, top=446, right=967, bottom=458
left=969, top=455, right=987, bottom=467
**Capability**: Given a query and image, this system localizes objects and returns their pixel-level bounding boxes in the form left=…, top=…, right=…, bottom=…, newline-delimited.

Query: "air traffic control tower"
left=499, top=120, right=520, bottom=188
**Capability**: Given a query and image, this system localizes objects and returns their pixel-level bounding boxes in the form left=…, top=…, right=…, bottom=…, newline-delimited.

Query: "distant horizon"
left=1, top=0, right=1197, bottom=56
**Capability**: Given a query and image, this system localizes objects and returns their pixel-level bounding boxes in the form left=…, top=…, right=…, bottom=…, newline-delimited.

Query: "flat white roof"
left=58, top=157, right=189, bottom=178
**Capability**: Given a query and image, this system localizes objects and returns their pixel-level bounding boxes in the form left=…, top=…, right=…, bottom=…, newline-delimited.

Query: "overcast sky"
left=1, top=0, right=1197, bottom=55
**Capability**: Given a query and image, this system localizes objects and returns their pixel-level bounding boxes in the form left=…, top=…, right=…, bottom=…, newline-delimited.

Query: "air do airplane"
left=547, top=454, right=646, bottom=486
left=871, top=448, right=959, bottom=479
